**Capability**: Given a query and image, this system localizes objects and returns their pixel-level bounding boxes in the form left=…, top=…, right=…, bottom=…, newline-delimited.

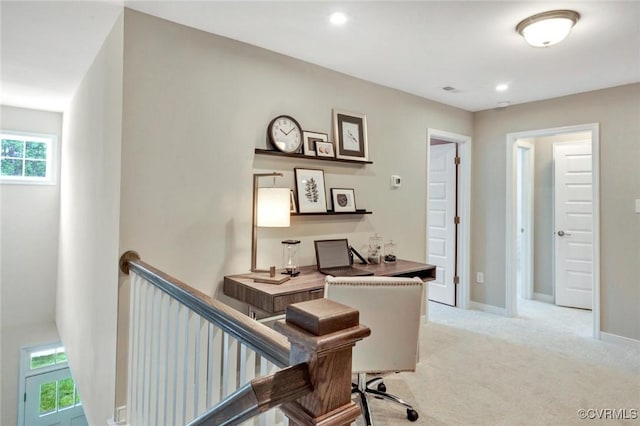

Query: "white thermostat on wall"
left=391, top=175, right=402, bottom=188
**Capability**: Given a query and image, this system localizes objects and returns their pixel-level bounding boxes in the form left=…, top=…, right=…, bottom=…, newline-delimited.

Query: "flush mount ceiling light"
left=516, top=10, right=580, bottom=47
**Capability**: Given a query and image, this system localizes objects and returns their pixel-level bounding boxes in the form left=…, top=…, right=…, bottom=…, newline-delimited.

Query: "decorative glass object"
left=282, top=240, right=301, bottom=276
left=368, top=234, right=382, bottom=264
left=384, top=240, right=397, bottom=263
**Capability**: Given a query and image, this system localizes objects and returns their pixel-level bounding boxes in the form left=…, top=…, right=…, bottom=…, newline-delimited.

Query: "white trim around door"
left=426, top=128, right=472, bottom=309
left=505, top=123, right=600, bottom=339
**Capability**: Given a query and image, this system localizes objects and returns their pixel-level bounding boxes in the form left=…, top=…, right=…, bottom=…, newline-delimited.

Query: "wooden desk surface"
left=223, top=259, right=435, bottom=315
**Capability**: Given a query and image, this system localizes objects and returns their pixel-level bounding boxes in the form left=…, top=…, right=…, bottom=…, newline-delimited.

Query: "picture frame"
left=302, top=131, right=328, bottom=157
left=330, top=188, right=357, bottom=213
left=294, top=168, right=327, bottom=213
left=333, top=109, right=369, bottom=161
left=315, top=141, right=335, bottom=158
left=289, top=189, right=297, bottom=213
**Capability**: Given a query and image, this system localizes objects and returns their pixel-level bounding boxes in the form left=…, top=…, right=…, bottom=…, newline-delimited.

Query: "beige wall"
left=119, top=9, right=472, bottom=299
left=1, top=105, right=62, bottom=426
left=474, top=83, right=640, bottom=340
left=56, top=14, right=123, bottom=425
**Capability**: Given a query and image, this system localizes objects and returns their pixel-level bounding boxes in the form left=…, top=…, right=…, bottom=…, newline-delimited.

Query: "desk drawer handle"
left=310, top=289, right=323, bottom=294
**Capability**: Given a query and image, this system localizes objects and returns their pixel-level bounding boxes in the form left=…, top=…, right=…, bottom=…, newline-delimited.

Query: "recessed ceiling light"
left=516, top=10, right=580, bottom=47
left=496, top=84, right=509, bottom=92
left=329, top=12, right=348, bottom=26
left=442, top=86, right=456, bottom=91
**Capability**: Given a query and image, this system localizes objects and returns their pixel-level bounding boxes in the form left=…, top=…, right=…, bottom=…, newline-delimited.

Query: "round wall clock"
left=267, top=115, right=303, bottom=153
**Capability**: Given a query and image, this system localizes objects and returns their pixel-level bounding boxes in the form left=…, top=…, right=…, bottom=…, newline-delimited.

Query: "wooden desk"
left=223, top=259, right=436, bottom=316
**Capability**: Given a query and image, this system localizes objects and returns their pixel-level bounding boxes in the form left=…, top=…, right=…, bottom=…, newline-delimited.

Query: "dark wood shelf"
left=292, top=210, right=372, bottom=216
left=255, top=148, right=372, bottom=165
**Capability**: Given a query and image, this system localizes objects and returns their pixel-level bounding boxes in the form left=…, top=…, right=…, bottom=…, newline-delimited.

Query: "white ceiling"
left=2, top=1, right=639, bottom=113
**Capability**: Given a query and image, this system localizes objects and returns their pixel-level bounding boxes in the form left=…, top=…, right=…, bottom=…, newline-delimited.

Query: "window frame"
left=1, top=129, right=57, bottom=185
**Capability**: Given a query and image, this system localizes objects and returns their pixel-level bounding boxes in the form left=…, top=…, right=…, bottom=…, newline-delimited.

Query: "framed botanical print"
left=294, top=168, right=327, bottom=213
left=333, top=109, right=369, bottom=161
left=331, top=188, right=356, bottom=212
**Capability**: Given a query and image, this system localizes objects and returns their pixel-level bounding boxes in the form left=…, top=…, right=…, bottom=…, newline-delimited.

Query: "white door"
left=516, top=142, right=534, bottom=300
left=24, top=367, right=87, bottom=426
left=428, top=143, right=457, bottom=305
left=554, top=141, right=593, bottom=309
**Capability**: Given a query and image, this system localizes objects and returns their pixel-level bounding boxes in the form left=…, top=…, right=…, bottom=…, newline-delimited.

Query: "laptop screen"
left=314, top=239, right=351, bottom=269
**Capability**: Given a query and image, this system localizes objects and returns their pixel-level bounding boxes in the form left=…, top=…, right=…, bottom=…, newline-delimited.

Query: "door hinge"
left=454, top=275, right=460, bottom=285
left=454, top=156, right=461, bottom=165
left=454, top=216, right=460, bottom=224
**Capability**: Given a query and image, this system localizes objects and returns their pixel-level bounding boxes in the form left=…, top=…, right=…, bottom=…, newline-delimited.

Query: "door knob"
left=557, top=230, right=572, bottom=237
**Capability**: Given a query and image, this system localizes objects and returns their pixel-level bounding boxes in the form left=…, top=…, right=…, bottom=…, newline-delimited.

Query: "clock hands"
left=278, top=127, right=296, bottom=136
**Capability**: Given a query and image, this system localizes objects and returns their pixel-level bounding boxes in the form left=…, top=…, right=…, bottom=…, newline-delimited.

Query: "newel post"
left=274, top=298, right=370, bottom=426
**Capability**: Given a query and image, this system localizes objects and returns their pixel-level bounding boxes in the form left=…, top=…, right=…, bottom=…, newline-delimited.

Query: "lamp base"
left=282, top=270, right=300, bottom=277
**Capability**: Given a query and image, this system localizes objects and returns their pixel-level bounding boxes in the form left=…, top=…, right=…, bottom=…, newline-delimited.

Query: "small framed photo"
left=333, top=109, right=368, bottom=161
left=316, top=141, right=335, bottom=158
left=331, top=188, right=357, bottom=213
left=302, top=131, right=328, bottom=157
left=294, top=168, right=327, bottom=213
left=289, top=190, right=297, bottom=213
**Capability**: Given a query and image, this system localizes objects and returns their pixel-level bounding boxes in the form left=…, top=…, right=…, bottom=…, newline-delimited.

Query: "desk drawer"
left=273, top=288, right=324, bottom=313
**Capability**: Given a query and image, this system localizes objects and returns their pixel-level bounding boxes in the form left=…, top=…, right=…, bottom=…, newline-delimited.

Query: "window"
left=30, top=346, right=67, bottom=370
left=1, top=130, right=56, bottom=184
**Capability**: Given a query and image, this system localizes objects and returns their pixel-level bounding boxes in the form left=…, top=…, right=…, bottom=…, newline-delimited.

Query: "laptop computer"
left=314, top=239, right=374, bottom=276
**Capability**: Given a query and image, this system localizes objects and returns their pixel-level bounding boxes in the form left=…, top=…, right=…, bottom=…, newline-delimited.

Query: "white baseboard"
left=533, top=292, right=554, bottom=303
left=468, top=301, right=506, bottom=316
left=600, top=332, right=640, bottom=348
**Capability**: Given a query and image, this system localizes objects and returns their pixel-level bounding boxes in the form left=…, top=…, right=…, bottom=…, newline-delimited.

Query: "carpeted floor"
left=354, top=299, right=640, bottom=426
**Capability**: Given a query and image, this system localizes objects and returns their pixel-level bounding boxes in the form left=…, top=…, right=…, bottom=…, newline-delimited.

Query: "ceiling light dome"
left=516, top=10, right=580, bottom=47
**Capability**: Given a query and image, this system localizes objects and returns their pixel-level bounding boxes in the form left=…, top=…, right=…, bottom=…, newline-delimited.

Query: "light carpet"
left=353, top=299, right=639, bottom=426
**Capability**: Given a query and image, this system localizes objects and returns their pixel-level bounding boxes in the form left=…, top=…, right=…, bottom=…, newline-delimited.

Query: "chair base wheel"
left=377, top=382, right=386, bottom=392
left=407, top=409, right=419, bottom=422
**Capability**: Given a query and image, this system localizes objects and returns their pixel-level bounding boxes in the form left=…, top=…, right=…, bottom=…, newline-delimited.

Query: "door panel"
left=25, top=368, right=87, bottom=426
left=554, top=141, right=593, bottom=309
left=428, top=143, right=457, bottom=306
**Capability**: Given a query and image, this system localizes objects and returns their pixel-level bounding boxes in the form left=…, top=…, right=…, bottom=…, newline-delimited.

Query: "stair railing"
left=119, top=250, right=369, bottom=426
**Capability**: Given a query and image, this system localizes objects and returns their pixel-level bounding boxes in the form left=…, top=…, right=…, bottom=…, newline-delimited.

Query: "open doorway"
left=506, top=124, right=600, bottom=338
left=426, top=129, right=471, bottom=309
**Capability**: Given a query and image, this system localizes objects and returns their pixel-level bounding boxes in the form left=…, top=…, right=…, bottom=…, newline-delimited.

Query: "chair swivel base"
left=352, top=375, right=419, bottom=425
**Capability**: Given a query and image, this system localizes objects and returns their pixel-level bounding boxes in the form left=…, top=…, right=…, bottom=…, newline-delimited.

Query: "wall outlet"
left=476, top=272, right=484, bottom=283
left=636, top=199, right=640, bottom=214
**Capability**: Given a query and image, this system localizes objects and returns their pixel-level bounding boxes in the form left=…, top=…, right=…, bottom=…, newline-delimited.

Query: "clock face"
left=268, top=115, right=303, bottom=153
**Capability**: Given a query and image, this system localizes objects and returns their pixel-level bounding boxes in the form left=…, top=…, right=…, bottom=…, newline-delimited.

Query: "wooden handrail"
left=119, top=250, right=290, bottom=367
left=186, top=362, right=312, bottom=426
left=120, top=250, right=370, bottom=426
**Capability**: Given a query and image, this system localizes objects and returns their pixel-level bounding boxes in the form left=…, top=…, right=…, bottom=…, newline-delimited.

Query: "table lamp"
left=251, top=172, right=290, bottom=273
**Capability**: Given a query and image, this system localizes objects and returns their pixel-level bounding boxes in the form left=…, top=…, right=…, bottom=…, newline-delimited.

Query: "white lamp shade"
left=257, top=187, right=290, bottom=227
left=517, top=10, right=580, bottom=48
left=522, top=18, right=574, bottom=47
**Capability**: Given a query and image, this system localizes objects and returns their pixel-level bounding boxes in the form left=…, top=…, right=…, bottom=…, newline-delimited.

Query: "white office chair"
left=324, top=276, right=424, bottom=425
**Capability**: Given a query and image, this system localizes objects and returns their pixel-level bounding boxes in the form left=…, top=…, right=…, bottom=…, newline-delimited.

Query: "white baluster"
left=207, top=324, right=223, bottom=407
left=222, top=333, right=239, bottom=398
